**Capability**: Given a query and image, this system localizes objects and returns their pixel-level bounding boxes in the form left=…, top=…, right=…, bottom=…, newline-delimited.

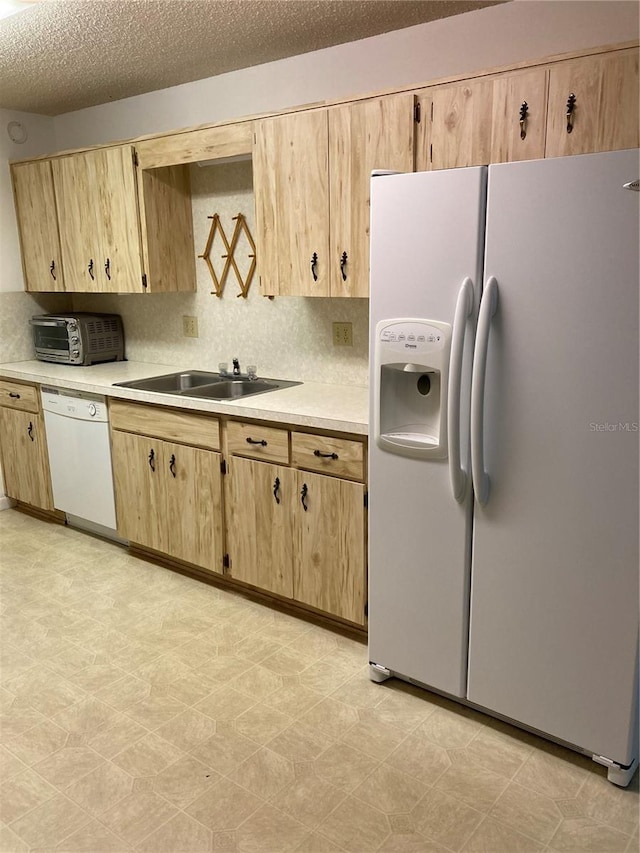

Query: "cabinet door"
left=226, top=457, right=294, bottom=596
left=328, top=94, right=414, bottom=297
left=430, top=79, right=494, bottom=170
left=162, top=441, right=223, bottom=574
left=51, top=153, right=100, bottom=291
left=546, top=50, right=639, bottom=158
left=111, top=430, right=164, bottom=551
left=491, top=68, right=548, bottom=163
left=294, top=471, right=366, bottom=625
left=52, top=147, right=144, bottom=292
left=254, top=110, right=330, bottom=296
left=11, top=161, right=66, bottom=293
left=88, top=146, right=144, bottom=292
left=0, top=408, right=53, bottom=509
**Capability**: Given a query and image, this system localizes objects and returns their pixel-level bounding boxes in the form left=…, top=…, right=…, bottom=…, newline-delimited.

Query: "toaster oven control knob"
left=71, top=350, right=79, bottom=358
left=88, top=403, right=97, bottom=417
left=68, top=322, right=77, bottom=330
left=71, top=335, right=79, bottom=344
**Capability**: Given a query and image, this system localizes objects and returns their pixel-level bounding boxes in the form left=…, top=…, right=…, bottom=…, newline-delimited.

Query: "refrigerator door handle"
left=471, top=276, right=499, bottom=506
left=448, top=276, right=474, bottom=502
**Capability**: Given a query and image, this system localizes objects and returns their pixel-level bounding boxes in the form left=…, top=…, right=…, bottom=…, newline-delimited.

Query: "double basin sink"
left=114, top=370, right=301, bottom=400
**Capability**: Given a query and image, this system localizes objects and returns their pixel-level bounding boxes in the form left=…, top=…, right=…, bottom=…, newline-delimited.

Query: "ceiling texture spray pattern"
left=0, top=0, right=503, bottom=116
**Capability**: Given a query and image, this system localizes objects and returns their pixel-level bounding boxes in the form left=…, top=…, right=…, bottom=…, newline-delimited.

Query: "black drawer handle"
left=340, top=251, right=348, bottom=281
left=314, top=449, right=338, bottom=460
left=246, top=437, right=267, bottom=447
left=104, top=258, right=111, bottom=280
left=8, top=392, right=21, bottom=399
left=169, top=454, right=177, bottom=477
left=88, top=259, right=95, bottom=280
left=273, top=477, right=281, bottom=504
left=49, top=260, right=56, bottom=280
left=27, top=421, right=34, bottom=441
left=300, top=483, right=308, bottom=511
left=148, top=448, right=156, bottom=471
left=310, top=252, right=318, bottom=282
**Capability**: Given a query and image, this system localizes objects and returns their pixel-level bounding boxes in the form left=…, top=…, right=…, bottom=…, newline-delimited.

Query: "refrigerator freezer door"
left=468, top=150, right=639, bottom=765
left=368, top=168, right=486, bottom=697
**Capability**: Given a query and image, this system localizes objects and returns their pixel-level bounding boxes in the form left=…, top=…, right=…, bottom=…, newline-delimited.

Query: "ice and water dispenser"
left=373, top=318, right=452, bottom=459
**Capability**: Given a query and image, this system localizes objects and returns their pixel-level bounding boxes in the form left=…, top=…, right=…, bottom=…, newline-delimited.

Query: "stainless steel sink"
left=115, top=370, right=220, bottom=393
left=114, top=371, right=300, bottom=400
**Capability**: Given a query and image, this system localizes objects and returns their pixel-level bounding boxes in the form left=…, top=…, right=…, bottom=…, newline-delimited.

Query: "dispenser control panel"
left=379, top=321, right=446, bottom=352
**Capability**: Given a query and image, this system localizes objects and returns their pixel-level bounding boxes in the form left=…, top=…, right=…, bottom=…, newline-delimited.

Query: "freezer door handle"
left=448, top=276, right=474, bottom=502
left=471, top=276, right=498, bottom=506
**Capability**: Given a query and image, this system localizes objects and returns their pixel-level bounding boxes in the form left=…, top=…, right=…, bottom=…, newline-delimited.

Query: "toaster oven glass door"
left=33, top=322, right=70, bottom=355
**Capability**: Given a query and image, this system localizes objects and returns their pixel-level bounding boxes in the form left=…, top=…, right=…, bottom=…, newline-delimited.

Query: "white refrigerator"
left=368, top=150, right=639, bottom=786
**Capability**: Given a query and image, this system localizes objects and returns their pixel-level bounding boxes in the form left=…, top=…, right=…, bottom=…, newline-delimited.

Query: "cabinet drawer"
left=291, top=432, right=364, bottom=481
left=0, top=380, right=39, bottom=413
left=226, top=420, right=289, bottom=463
left=109, top=400, right=220, bottom=450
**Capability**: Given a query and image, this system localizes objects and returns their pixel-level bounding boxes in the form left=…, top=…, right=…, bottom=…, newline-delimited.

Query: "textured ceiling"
left=0, top=0, right=504, bottom=116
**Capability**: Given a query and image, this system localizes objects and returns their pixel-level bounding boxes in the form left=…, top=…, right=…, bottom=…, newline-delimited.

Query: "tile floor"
left=0, top=508, right=638, bottom=853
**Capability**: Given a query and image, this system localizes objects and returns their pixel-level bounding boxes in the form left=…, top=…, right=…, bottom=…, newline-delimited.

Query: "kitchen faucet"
left=232, top=358, right=241, bottom=376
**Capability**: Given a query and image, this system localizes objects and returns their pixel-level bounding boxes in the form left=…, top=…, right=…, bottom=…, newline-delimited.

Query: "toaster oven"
left=31, top=313, right=125, bottom=366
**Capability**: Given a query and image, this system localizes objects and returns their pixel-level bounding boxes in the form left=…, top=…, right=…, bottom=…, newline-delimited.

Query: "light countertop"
left=0, top=360, right=369, bottom=436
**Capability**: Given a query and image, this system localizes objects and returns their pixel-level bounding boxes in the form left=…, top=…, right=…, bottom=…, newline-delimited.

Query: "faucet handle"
left=247, top=365, right=257, bottom=381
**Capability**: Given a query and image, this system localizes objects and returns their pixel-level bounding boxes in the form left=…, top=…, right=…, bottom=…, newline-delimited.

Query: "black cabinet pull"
left=273, top=477, right=281, bottom=504
left=8, top=392, right=20, bottom=399
left=310, top=252, right=318, bottom=282
left=49, top=261, right=56, bottom=280
left=300, top=482, right=308, bottom=511
left=104, top=258, right=111, bottom=280
left=148, top=448, right=155, bottom=471
left=169, top=454, right=177, bottom=477
left=314, top=449, right=338, bottom=460
left=88, top=259, right=95, bottom=280
left=340, top=251, right=348, bottom=281
left=27, top=421, right=34, bottom=441
left=519, top=101, right=528, bottom=140
left=246, top=437, right=267, bottom=447
left=566, top=93, right=576, bottom=134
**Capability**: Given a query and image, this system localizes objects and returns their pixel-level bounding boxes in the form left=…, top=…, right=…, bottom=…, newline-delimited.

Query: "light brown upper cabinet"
left=14, top=146, right=195, bottom=293
left=254, top=93, right=414, bottom=297
left=11, top=160, right=66, bottom=293
left=545, top=49, right=639, bottom=158
left=417, top=68, right=548, bottom=170
left=254, top=110, right=330, bottom=297
left=52, top=146, right=144, bottom=292
left=490, top=68, right=549, bottom=163
left=419, top=79, right=494, bottom=171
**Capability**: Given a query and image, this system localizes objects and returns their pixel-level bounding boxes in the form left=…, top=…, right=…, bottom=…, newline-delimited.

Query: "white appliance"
left=368, top=150, right=639, bottom=786
left=42, top=388, right=120, bottom=540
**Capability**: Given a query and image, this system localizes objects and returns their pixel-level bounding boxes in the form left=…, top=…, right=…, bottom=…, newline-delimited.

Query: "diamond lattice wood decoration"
left=199, top=213, right=256, bottom=298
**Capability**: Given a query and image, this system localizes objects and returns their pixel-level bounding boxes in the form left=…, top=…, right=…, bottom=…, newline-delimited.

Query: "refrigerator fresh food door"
left=368, top=167, right=486, bottom=697
left=468, top=150, right=639, bottom=766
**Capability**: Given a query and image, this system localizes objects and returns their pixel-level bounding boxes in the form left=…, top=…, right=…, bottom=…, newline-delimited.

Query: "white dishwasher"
left=42, top=387, right=121, bottom=540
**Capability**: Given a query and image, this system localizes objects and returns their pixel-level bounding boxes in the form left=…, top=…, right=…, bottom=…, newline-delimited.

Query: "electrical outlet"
left=333, top=322, right=353, bottom=347
left=182, top=315, right=198, bottom=338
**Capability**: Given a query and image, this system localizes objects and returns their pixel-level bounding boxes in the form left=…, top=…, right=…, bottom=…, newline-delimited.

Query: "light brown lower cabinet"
left=0, top=380, right=53, bottom=510
left=225, top=422, right=367, bottom=626
left=111, top=421, right=223, bottom=573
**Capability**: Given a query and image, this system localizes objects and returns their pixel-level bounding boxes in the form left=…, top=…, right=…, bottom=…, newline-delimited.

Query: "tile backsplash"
left=72, top=161, right=370, bottom=386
